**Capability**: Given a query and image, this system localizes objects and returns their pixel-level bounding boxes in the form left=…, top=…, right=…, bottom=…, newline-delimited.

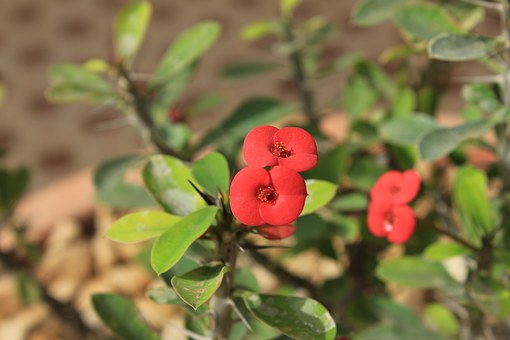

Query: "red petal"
left=243, top=125, right=279, bottom=167
left=370, top=171, right=400, bottom=202
left=268, top=166, right=307, bottom=196
left=367, top=200, right=391, bottom=238
left=258, top=224, right=296, bottom=240
left=230, top=167, right=270, bottom=226
left=370, top=170, right=421, bottom=205
left=259, top=195, right=306, bottom=225
left=393, top=170, right=421, bottom=205
left=274, top=127, right=318, bottom=171
left=387, top=205, right=416, bottom=244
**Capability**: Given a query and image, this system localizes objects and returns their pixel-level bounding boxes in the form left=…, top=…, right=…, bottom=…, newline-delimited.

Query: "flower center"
left=383, top=212, right=396, bottom=232
left=271, top=142, right=292, bottom=158
left=257, top=186, right=278, bottom=204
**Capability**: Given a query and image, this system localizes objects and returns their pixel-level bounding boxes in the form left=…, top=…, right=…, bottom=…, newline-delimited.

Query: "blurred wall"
left=0, top=0, right=402, bottom=189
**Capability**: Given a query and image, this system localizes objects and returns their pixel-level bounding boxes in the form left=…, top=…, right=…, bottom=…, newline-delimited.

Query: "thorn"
left=188, top=180, right=216, bottom=205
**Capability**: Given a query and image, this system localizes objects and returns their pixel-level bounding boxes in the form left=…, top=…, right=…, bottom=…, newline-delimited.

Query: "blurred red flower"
left=243, top=125, right=318, bottom=172
left=370, top=170, right=421, bottom=205
left=258, top=224, right=296, bottom=240
left=367, top=200, right=415, bottom=244
left=230, top=166, right=307, bottom=226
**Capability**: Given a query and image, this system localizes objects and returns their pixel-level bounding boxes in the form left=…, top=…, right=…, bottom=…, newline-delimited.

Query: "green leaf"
left=428, top=33, right=492, bottom=61
left=462, top=83, right=501, bottom=113
left=343, top=75, right=378, bottom=120
left=331, top=193, right=368, bottom=212
left=92, top=293, right=160, bottom=340
left=444, top=2, right=484, bottom=32
left=235, top=268, right=260, bottom=292
left=142, top=155, right=206, bottom=216
left=107, top=211, right=181, bottom=243
left=351, top=0, right=413, bottom=26
left=0, top=167, right=30, bottom=215
left=157, top=122, right=191, bottom=151
left=171, top=264, right=229, bottom=310
left=114, top=1, right=152, bottom=62
left=354, top=61, right=394, bottom=99
left=242, top=21, right=276, bottom=41
left=152, top=64, right=197, bottom=115
left=191, top=152, right=230, bottom=195
left=243, top=292, right=336, bottom=340
left=390, top=86, right=416, bottom=117
left=222, top=62, right=279, bottom=80
left=453, top=166, right=493, bottom=244
left=152, top=21, right=221, bottom=86
left=380, top=114, right=438, bottom=146
left=303, top=145, right=348, bottom=183
left=47, top=64, right=115, bottom=103
left=94, top=155, right=141, bottom=191
left=301, top=180, right=337, bottom=216
left=151, top=207, right=218, bottom=274
left=395, top=3, right=461, bottom=41
left=423, top=303, right=459, bottom=337
left=418, top=120, right=489, bottom=161
left=348, top=158, right=385, bottom=191
left=147, top=286, right=183, bottom=305
left=471, top=276, right=510, bottom=319
left=281, top=0, right=301, bottom=17
left=376, top=256, right=463, bottom=297
left=423, top=241, right=471, bottom=261
left=198, top=98, right=288, bottom=149
left=187, top=93, right=223, bottom=117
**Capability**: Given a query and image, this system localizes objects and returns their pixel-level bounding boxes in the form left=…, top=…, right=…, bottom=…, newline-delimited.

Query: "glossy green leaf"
left=171, top=264, right=229, bottom=310
left=143, top=155, right=206, bottom=216
left=428, top=34, right=492, bottom=61
left=114, top=1, right=152, bottom=61
left=243, top=292, right=336, bottom=340
left=343, top=75, right=377, bottom=120
left=47, top=64, right=115, bottom=103
left=331, top=193, right=368, bottom=212
left=94, top=155, right=154, bottom=209
left=0, top=167, right=29, bottom=215
left=281, top=0, right=301, bottom=17
left=152, top=21, right=220, bottom=86
left=242, top=21, right=276, bottom=41
left=395, top=3, right=461, bottom=41
left=303, top=145, right=347, bottom=183
left=423, top=241, right=470, bottom=260
left=376, top=256, right=463, bottom=297
left=191, top=152, right=230, bottom=195
left=198, top=98, right=288, bottom=149
left=151, top=207, right=218, bottom=274
left=222, top=62, right=279, bottom=80
left=418, top=120, right=489, bottom=161
left=158, top=122, right=191, bottom=151
left=453, top=166, right=493, bottom=244
left=92, top=293, right=160, bottom=340
left=301, top=180, right=337, bottom=216
left=423, top=303, right=459, bottom=337
left=351, top=0, right=412, bottom=26
left=380, top=114, right=438, bottom=146
left=107, top=211, right=181, bottom=243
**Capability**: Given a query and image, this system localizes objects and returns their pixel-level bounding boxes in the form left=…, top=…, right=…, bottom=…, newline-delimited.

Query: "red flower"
left=243, top=125, right=318, bottom=172
left=230, top=166, right=307, bottom=226
left=258, top=224, right=296, bottom=240
left=367, top=200, right=415, bottom=244
left=370, top=170, right=421, bottom=205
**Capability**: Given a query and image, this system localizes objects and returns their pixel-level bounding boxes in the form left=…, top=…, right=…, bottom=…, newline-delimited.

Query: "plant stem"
left=282, top=20, right=320, bottom=131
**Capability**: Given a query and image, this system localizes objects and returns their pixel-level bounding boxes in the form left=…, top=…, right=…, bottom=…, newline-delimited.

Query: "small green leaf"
left=462, top=83, right=501, bottom=113
left=303, top=145, right=348, bottom=183
left=147, top=286, right=183, bottom=305
left=343, top=75, right=378, bottom=120
left=0, top=167, right=30, bottom=215
left=171, top=264, right=229, bottom=310
left=151, top=207, right=218, bottom=274
left=331, top=193, right=368, bottom=212
left=191, top=152, right=230, bottom=195
left=47, top=64, right=115, bottom=103
left=351, top=0, right=413, bottom=26
left=187, top=93, right=223, bottom=116
left=107, top=211, right=181, bottom=243
left=143, top=155, right=206, bottom=216
left=152, top=64, right=197, bottom=115
left=428, top=34, right=492, bottom=61
left=242, top=21, right=276, bottom=41
left=418, top=120, right=489, bottom=161
left=281, top=0, right=301, bottom=17
left=235, top=268, right=260, bottom=292
left=92, top=293, right=160, bottom=340
left=114, top=1, right=152, bottom=62
left=423, top=303, right=459, bottom=337
left=198, top=98, right=289, bottom=149
left=423, top=241, right=471, bottom=260
left=390, top=86, right=416, bottom=117
left=348, top=158, right=385, bottom=191
left=380, top=114, right=438, bottom=146
left=222, top=62, right=279, bottom=80
left=376, top=256, right=463, bottom=297
left=301, top=180, right=337, bottom=216
left=243, top=292, right=336, bottom=340
left=395, top=3, right=461, bottom=41
left=152, top=21, right=221, bottom=86
left=453, top=166, right=493, bottom=244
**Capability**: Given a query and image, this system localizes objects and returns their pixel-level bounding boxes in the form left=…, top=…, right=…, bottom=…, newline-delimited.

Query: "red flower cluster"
left=230, top=126, right=318, bottom=228
left=367, top=170, right=420, bottom=244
